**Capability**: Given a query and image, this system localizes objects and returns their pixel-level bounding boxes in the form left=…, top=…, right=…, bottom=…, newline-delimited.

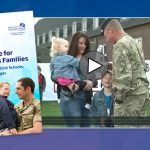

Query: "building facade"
left=34, top=18, right=150, bottom=63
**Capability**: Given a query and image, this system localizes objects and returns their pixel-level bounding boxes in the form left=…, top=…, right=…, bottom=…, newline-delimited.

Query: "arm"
left=91, top=79, right=98, bottom=88
left=50, top=65, right=62, bottom=99
left=2, top=100, right=16, bottom=130
left=113, top=44, right=132, bottom=101
left=83, top=80, right=94, bottom=91
left=0, top=100, right=18, bottom=135
left=65, top=55, right=79, bottom=68
left=18, top=122, right=42, bottom=135
left=50, top=62, right=58, bottom=84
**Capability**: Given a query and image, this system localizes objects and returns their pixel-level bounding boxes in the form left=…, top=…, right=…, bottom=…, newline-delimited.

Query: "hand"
left=83, top=80, right=93, bottom=91
left=10, top=128, right=18, bottom=135
left=0, top=129, right=11, bottom=136
left=67, top=83, right=79, bottom=93
left=73, top=84, right=79, bottom=92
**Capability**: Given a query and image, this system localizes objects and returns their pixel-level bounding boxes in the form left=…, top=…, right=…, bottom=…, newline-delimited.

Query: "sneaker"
left=57, top=99, right=60, bottom=104
left=84, top=103, right=91, bottom=110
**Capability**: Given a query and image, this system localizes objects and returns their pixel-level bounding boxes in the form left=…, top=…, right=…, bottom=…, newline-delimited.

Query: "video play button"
left=79, top=51, right=108, bottom=80
left=88, top=58, right=103, bottom=73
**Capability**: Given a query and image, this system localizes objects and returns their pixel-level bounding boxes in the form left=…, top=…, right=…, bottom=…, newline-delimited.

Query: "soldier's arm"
left=18, top=122, right=42, bottom=135
left=113, top=44, right=132, bottom=100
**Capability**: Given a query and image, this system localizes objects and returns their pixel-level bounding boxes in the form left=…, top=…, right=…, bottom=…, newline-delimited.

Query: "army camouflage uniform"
left=15, top=98, right=42, bottom=131
left=112, top=33, right=150, bottom=121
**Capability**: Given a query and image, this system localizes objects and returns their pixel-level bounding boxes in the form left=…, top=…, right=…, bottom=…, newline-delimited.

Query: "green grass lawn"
left=41, top=100, right=150, bottom=128
left=41, top=101, right=66, bottom=128
left=41, top=101, right=62, bottom=117
left=41, top=100, right=150, bottom=116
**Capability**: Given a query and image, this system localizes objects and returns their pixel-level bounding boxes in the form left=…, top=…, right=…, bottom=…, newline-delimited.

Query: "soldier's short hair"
left=106, top=19, right=123, bottom=31
left=17, top=77, right=35, bottom=94
left=100, top=18, right=113, bottom=33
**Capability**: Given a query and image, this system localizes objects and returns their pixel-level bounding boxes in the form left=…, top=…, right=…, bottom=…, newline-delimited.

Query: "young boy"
left=90, top=70, right=114, bottom=127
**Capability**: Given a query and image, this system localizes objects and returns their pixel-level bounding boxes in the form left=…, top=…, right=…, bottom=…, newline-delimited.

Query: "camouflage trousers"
left=114, top=93, right=150, bottom=127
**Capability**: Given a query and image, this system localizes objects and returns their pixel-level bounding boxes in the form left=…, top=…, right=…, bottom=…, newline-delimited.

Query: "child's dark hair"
left=101, top=70, right=112, bottom=87
left=102, top=70, right=112, bottom=78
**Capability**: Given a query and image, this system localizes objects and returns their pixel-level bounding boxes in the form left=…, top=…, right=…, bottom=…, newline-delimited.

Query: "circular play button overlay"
left=79, top=51, right=108, bottom=80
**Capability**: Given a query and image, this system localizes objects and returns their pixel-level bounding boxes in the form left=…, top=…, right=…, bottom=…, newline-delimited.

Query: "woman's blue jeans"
left=60, top=91, right=90, bottom=127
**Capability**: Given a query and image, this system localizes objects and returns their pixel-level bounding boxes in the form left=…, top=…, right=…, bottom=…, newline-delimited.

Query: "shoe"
left=84, top=103, right=91, bottom=110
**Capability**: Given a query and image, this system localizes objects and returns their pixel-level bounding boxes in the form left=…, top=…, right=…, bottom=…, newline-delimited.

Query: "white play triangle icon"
left=88, top=58, right=103, bottom=73
left=79, top=51, right=108, bottom=80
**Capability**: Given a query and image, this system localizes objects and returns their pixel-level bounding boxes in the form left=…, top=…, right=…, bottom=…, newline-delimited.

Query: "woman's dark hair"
left=101, top=70, right=112, bottom=87
left=68, top=32, right=90, bottom=57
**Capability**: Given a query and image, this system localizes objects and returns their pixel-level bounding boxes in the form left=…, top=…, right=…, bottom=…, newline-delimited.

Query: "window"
left=93, top=18, right=99, bottom=29
left=82, top=18, right=87, bottom=32
left=72, top=22, right=77, bottom=34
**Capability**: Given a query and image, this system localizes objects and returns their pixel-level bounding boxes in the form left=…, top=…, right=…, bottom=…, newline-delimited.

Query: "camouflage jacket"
left=112, top=33, right=149, bottom=100
left=15, top=98, right=42, bottom=131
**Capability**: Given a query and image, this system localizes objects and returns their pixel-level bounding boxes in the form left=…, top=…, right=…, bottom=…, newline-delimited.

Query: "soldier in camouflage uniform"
left=15, top=77, right=42, bottom=134
left=102, top=19, right=149, bottom=125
